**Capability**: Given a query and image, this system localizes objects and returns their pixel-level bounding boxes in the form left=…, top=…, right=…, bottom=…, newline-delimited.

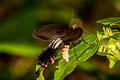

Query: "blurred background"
left=0, top=0, right=120, bottom=80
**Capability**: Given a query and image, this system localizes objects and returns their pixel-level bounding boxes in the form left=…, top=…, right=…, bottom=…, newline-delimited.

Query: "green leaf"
left=97, top=52, right=108, bottom=56
left=96, top=18, right=120, bottom=26
left=112, top=33, right=120, bottom=39
left=54, top=58, right=76, bottom=80
left=112, top=28, right=120, bottom=32
left=37, top=69, right=44, bottom=80
left=97, top=28, right=120, bottom=68
left=54, top=34, right=98, bottom=80
left=78, top=43, right=98, bottom=62
left=116, top=42, right=120, bottom=49
left=77, top=61, right=97, bottom=71
left=107, top=55, right=117, bottom=69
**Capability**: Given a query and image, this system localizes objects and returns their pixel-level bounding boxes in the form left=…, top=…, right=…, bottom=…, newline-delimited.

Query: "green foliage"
left=96, top=18, right=120, bottom=69
left=36, top=65, right=45, bottom=80
left=36, top=18, right=120, bottom=80
left=37, top=71, right=44, bottom=80
left=1, top=16, right=120, bottom=80
left=0, top=0, right=120, bottom=80
left=54, top=41, right=98, bottom=80
left=37, top=34, right=98, bottom=80
left=96, top=18, right=120, bottom=26
left=97, top=28, right=117, bottom=68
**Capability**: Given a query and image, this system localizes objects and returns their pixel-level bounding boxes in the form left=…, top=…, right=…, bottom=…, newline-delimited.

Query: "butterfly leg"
left=72, top=42, right=79, bottom=61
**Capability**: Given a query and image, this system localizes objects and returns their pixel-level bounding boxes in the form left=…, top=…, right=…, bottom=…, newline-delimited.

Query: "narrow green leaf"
left=37, top=70, right=44, bottom=80
left=54, top=58, right=76, bottom=80
left=97, top=52, right=108, bottom=56
left=96, top=18, right=120, bottom=26
left=77, top=61, right=97, bottom=71
left=36, top=65, right=45, bottom=80
left=78, top=43, right=98, bottom=62
left=112, top=28, right=120, bottom=32
left=107, top=55, right=117, bottom=69
left=116, top=42, right=120, bottom=49
left=112, top=33, right=120, bottom=39
left=54, top=34, right=98, bottom=80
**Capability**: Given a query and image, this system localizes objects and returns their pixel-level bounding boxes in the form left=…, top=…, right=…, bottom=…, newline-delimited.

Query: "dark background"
left=0, top=0, right=120, bottom=80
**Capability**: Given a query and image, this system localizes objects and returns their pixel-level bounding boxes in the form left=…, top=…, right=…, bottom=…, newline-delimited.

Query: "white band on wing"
left=48, top=38, right=63, bottom=49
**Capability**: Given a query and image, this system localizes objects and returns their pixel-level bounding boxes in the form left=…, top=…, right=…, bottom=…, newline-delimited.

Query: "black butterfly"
left=32, top=24, right=83, bottom=67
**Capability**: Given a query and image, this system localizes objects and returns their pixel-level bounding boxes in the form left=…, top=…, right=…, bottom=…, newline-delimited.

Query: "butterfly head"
left=72, top=24, right=79, bottom=30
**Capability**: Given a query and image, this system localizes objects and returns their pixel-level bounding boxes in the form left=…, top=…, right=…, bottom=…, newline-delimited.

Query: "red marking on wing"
left=42, top=63, right=48, bottom=67
left=50, top=57, right=54, bottom=64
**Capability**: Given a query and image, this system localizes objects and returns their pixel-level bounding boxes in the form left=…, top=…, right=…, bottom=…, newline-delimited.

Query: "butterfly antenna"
left=72, top=8, right=74, bottom=24
left=71, top=8, right=75, bottom=25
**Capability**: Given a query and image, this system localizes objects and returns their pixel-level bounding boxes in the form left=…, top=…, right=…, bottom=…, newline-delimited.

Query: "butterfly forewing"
left=32, top=24, right=68, bottom=41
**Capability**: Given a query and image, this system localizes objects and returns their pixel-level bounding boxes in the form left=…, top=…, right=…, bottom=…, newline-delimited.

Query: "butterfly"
left=32, top=24, right=83, bottom=67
